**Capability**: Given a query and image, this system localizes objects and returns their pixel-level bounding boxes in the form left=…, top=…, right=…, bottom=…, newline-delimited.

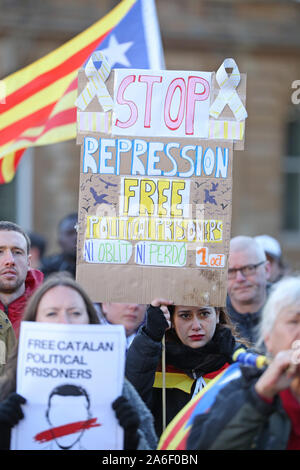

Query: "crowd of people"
left=0, top=216, right=298, bottom=451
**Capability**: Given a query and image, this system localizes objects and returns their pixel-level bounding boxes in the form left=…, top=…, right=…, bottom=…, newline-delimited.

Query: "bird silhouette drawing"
left=195, top=181, right=206, bottom=189
left=204, top=189, right=217, bottom=205
left=98, top=177, right=118, bottom=189
left=90, top=187, right=111, bottom=206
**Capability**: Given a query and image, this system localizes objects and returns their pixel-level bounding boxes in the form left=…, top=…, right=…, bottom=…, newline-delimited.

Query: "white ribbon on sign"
left=210, top=58, right=247, bottom=122
left=75, top=51, right=113, bottom=112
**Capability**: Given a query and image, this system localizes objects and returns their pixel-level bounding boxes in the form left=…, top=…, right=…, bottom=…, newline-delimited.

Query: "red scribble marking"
left=34, top=418, right=101, bottom=443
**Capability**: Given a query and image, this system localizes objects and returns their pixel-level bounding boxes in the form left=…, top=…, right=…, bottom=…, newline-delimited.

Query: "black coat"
left=125, top=326, right=239, bottom=437
left=226, top=285, right=271, bottom=346
left=41, top=253, right=76, bottom=278
left=187, top=366, right=291, bottom=450
left=226, top=296, right=262, bottom=345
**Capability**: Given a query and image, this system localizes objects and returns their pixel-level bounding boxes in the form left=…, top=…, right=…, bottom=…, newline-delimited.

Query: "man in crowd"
left=41, top=213, right=77, bottom=278
left=0, top=221, right=44, bottom=336
left=227, top=235, right=271, bottom=344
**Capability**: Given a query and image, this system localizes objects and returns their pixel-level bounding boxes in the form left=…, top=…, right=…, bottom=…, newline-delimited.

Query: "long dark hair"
left=0, top=273, right=100, bottom=400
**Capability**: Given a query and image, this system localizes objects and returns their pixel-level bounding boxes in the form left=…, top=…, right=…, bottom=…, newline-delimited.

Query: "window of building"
left=0, top=179, right=16, bottom=222
left=283, top=107, right=300, bottom=234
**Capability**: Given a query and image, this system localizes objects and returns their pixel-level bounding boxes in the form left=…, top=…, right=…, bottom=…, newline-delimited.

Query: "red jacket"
left=0, top=269, right=44, bottom=336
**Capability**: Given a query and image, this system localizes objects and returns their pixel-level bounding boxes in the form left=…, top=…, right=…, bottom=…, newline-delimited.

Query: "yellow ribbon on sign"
left=210, top=58, right=247, bottom=122
left=75, top=51, right=113, bottom=112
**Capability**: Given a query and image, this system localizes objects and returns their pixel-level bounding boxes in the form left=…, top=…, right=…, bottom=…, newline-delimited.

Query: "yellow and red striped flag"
left=0, top=0, right=164, bottom=183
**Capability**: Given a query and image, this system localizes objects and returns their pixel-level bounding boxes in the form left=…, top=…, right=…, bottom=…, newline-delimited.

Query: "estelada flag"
left=157, top=362, right=242, bottom=450
left=0, top=0, right=164, bottom=183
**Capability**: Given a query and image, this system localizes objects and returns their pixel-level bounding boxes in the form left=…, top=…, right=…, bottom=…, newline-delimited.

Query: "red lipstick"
left=189, top=334, right=204, bottom=341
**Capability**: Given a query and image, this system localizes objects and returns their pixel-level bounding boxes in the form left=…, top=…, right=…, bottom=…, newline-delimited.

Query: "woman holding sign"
left=0, top=274, right=157, bottom=450
left=125, top=299, right=247, bottom=437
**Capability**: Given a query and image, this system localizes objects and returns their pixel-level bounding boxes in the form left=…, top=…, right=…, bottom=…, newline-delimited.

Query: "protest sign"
left=75, top=56, right=247, bottom=306
left=11, top=322, right=126, bottom=450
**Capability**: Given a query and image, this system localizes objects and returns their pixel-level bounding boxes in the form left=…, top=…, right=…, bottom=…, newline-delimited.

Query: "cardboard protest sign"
left=75, top=56, right=247, bottom=306
left=11, top=322, right=126, bottom=450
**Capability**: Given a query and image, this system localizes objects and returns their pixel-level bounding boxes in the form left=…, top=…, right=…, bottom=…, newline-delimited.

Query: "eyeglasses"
left=228, top=261, right=265, bottom=280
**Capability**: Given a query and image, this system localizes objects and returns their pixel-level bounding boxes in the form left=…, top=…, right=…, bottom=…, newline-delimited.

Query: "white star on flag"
left=100, top=34, right=134, bottom=67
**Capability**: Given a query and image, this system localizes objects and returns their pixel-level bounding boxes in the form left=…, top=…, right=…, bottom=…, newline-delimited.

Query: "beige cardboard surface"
left=76, top=135, right=233, bottom=306
left=76, top=263, right=229, bottom=306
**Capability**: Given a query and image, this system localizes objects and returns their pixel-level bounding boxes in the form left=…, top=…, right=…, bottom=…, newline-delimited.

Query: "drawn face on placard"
left=34, top=384, right=100, bottom=450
